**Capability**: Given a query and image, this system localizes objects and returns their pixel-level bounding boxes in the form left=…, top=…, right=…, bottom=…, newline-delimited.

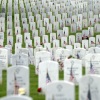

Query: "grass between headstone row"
left=0, top=0, right=99, bottom=99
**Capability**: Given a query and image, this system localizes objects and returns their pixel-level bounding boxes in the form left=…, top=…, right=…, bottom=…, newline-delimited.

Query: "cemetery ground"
left=0, top=65, right=85, bottom=100
left=0, top=6, right=99, bottom=99
left=0, top=0, right=100, bottom=99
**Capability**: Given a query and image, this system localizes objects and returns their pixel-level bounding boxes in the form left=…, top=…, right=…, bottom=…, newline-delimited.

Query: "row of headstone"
left=44, top=74, right=100, bottom=100
left=38, top=60, right=77, bottom=92
left=0, top=44, right=100, bottom=69
left=2, top=52, right=99, bottom=98
left=38, top=54, right=100, bottom=92
left=1, top=0, right=100, bottom=49
left=0, top=0, right=100, bottom=99
left=33, top=35, right=100, bottom=47
left=1, top=74, right=100, bottom=100
left=1, top=0, right=100, bottom=51
left=1, top=34, right=100, bottom=53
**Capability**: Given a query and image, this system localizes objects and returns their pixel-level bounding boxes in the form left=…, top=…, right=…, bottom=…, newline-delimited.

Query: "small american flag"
left=98, top=38, right=100, bottom=44
left=93, top=49, right=96, bottom=53
left=76, top=52, right=80, bottom=59
left=69, top=68, right=74, bottom=82
left=44, top=39, right=46, bottom=43
left=37, top=58, right=42, bottom=73
left=17, top=30, right=18, bottom=34
left=46, top=69, right=51, bottom=84
left=14, top=73, right=19, bottom=94
left=28, top=44, right=32, bottom=48
left=36, top=41, right=38, bottom=45
left=87, top=84, right=91, bottom=100
left=84, top=44, right=86, bottom=49
left=91, top=41, right=95, bottom=44
left=69, top=62, right=74, bottom=82
left=70, top=39, right=72, bottom=45
left=89, top=61, right=95, bottom=74
left=64, top=41, right=67, bottom=45
left=9, top=40, right=12, bottom=45
left=32, top=26, right=34, bottom=30
left=64, top=31, right=65, bottom=36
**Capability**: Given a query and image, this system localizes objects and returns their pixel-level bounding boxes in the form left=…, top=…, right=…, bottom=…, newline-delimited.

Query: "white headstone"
left=46, top=81, right=75, bottom=100
left=35, top=51, right=51, bottom=74
left=73, top=48, right=86, bottom=59
left=39, top=61, right=59, bottom=93
left=55, top=48, right=71, bottom=70
left=85, top=54, right=100, bottom=74
left=88, top=47, right=100, bottom=53
left=79, top=75, right=100, bottom=100
left=12, top=53, right=28, bottom=67
left=64, top=59, right=82, bottom=85
left=7, top=66, right=29, bottom=95
left=0, top=48, right=8, bottom=69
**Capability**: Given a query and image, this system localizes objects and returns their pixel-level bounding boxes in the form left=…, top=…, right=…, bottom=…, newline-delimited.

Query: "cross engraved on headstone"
left=15, top=68, right=20, bottom=74
left=91, top=55, right=95, bottom=60
left=2, top=8, right=5, bottom=13
left=93, top=48, right=96, bottom=53
left=71, top=61, right=74, bottom=66
left=57, top=84, right=63, bottom=92
left=88, top=77, right=93, bottom=85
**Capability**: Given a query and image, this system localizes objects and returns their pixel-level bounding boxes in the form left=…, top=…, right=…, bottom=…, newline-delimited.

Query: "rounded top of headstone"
left=0, top=95, right=33, bottom=100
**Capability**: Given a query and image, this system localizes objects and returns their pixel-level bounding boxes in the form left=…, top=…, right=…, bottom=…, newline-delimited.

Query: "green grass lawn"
left=0, top=0, right=99, bottom=99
